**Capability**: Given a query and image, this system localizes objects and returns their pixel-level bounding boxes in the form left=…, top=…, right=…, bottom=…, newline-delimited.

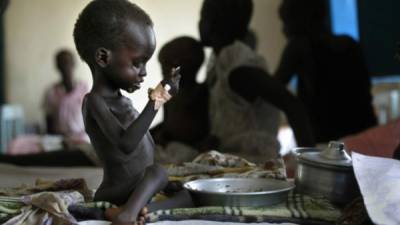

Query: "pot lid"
left=298, top=141, right=352, bottom=168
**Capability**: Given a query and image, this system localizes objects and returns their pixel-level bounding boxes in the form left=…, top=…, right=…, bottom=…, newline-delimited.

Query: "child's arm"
left=87, top=70, right=180, bottom=154
left=86, top=95, right=159, bottom=154
left=229, top=66, right=315, bottom=147
left=274, top=40, right=300, bottom=84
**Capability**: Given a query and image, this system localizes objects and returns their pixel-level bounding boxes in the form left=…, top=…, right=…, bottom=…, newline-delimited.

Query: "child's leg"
left=147, top=189, right=194, bottom=212
left=112, top=164, right=168, bottom=224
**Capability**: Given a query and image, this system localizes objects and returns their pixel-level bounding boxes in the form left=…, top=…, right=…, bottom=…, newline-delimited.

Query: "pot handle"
left=292, top=147, right=320, bottom=155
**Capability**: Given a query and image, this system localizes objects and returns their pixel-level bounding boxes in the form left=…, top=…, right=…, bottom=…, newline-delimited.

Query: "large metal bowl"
left=183, top=178, right=294, bottom=207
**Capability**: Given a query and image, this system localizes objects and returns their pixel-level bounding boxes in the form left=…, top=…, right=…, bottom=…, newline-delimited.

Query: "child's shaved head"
left=73, top=0, right=153, bottom=66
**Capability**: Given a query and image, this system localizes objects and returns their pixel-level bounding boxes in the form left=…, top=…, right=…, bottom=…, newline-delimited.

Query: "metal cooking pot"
left=294, top=141, right=359, bottom=205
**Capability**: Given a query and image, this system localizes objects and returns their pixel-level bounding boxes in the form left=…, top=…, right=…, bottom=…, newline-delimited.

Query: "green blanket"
left=0, top=191, right=341, bottom=224
left=146, top=191, right=340, bottom=225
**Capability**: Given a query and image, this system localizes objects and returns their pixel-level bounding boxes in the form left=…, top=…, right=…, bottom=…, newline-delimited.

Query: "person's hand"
left=149, top=67, right=181, bottom=110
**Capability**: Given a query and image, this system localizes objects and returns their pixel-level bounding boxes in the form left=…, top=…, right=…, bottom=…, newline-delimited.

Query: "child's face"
left=57, top=54, right=75, bottom=76
left=106, top=23, right=156, bottom=93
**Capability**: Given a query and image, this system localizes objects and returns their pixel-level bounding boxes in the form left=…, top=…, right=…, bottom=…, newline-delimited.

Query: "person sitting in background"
left=151, top=37, right=216, bottom=155
left=199, top=0, right=315, bottom=163
left=7, top=49, right=89, bottom=155
left=275, top=0, right=377, bottom=143
left=0, top=1, right=95, bottom=165
left=43, top=49, right=89, bottom=144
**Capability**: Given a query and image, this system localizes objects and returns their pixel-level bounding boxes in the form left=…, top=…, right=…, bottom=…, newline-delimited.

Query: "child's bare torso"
left=83, top=93, right=155, bottom=205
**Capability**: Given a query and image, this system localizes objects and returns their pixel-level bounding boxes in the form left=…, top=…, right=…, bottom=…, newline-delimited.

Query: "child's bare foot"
left=105, top=207, right=122, bottom=221
left=137, top=207, right=148, bottom=225
left=110, top=219, right=145, bottom=225
left=105, top=206, right=148, bottom=225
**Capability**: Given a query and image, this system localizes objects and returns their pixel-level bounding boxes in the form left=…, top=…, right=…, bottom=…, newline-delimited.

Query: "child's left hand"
left=148, top=84, right=172, bottom=110
left=148, top=67, right=181, bottom=110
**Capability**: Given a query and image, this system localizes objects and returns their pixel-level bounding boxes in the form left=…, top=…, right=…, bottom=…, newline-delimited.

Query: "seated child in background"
left=74, top=0, right=185, bottom=224
left=7, top=49, right=89, bottom=155
left=151, top=36, right=217, bottom=163
left=43, top=49, right=89, bottom=144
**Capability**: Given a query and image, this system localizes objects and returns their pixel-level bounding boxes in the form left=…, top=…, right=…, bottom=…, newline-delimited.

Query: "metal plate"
left=184, top=178, right=295, bottom=207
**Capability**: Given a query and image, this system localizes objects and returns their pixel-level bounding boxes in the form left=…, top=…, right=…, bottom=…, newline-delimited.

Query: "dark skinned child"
left=74, top=0, right=182, bottom=224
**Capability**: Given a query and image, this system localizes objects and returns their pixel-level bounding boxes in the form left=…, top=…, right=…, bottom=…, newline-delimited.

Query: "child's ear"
left=95, top=47, right=112, bottom=68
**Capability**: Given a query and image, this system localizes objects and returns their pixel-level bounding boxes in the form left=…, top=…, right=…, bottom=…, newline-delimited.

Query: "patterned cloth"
left=147, top=191, right=341, bottom=225
left=3, top=191, right=83, bottom=225
left=165, top=150, right=287, bottom=182
left=0, top=192, right=341, bottom=225
left=0, top=198, right=114, bottom=224
left=207, top=41, right=281, bottom=162
left=0, top=178, right=93, bottom=201
left=0, top=179, right=95, bottom=224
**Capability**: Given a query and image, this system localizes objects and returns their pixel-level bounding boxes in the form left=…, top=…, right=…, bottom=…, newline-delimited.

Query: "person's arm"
left=87, top=73, right=180, bottom=155
left=86, top=95, right=158, bottom=154
left=274, top=39, right=301, bottom=84
left=229, top=66, right=315, bottom=147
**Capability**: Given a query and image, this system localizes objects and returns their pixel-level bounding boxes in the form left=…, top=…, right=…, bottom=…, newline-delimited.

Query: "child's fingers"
left=138, top=216, right=145, bottom=223
left=139, top=207, right=148, bottom=216
left=105, top=207, right=122, bottom=221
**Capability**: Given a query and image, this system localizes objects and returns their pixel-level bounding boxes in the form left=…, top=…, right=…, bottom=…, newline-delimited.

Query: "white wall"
left=5, top=0, right=286, bottom=127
